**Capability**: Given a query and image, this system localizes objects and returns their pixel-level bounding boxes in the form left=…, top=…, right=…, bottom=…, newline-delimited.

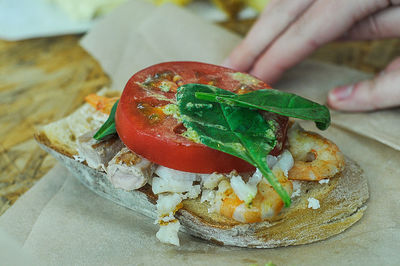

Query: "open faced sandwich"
left=35, top=62, right=368, bottom=248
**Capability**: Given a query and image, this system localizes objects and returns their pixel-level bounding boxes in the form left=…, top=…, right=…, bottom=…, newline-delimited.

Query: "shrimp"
left=85, top=94, right=119, bottom=115
left=213, top=168, right=293, bottom=223
left=287, top=123, right=345, bottom=181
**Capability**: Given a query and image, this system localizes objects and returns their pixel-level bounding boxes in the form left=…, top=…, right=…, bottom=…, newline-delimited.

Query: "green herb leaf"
left=93, top=100, right=119, bottom=140
left=177, top=84, right=291, bottom=207
left=195, top=89, right=330, bottom=130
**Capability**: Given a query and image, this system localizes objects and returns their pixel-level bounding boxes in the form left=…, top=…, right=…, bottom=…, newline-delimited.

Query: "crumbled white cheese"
left=73, top=154, right=85, bottom=163
left=200, top=189, right=216, bottom=203
left=156, top=193, right=182, bottom=216
left=152, top=166, right=207, bottom=246
left=155, top=166, right=199, bottom=182
left=201, top=173, right=225, bottom=190
left=217, top=179, right=231, bottom=194
left=249, top=169, right=263, bottom=186
left=152, top=166, right=198, bottom=194
left=319, top=179, right=330, bottom=184
left=152, top=177, right=187, bottom=194
left=232, top=203, right=248, bottom=223
left=291, top=181, right=302, bottom=198
left=160, top=213, right=176, bottom=223
left=230, top=174, right=258, bottom=205
left=273, top=150, right=294, bottom=177
left=209, top=180, right=231, bottom=213
left=266, top=155, right=278, bottom=168
left=155, top=192, right=184, bottom=246
left=307, top=197, right=320, bottom=209
left=184, top=185, right=201, bottom=199
left=156, top=221, right=181, bottom=246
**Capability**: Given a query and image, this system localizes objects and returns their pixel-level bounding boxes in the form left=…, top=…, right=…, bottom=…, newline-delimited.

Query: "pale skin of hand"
left=223, top=0, right=400, bottom=111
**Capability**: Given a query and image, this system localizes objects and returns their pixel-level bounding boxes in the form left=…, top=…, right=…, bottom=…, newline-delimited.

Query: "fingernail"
left=221, top=58, right=231, bottom=68
left=329, top=85, right=354, bottom=102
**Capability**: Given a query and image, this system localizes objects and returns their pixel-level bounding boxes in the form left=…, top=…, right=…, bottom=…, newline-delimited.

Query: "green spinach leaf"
left=177, top=84, right=291, bottom=207
left=93, top=100, right=119, bottom=140
left=195, top=89, right=330, bottom=130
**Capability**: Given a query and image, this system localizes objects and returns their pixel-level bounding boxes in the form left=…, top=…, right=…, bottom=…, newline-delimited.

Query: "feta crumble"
left=201, top=173, right=225, bottom=190
left=273, top=150, right=294, bottom=177
left=152, top=166, right=206, bottom=246
left=200, top=189, right=215, bottom=203
left=230, top=174, right=259, bottom=205
left=156, top=221, right=181, bottom=246
left=152, top=166, right=198, bottom=194
left=184, top=185, right=201, bottom=199
left=156, top=193, right=182, bottom=215
left=307, top=197, right=320, bottom=209
left=319, top=179, right=330, bottom=184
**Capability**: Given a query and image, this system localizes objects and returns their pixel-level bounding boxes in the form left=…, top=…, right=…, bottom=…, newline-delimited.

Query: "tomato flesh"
left=116, top=62, right=288, bottom=173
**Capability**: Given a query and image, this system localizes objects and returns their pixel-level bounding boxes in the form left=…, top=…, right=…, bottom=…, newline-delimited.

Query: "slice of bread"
left=35, top=89, right=369, bottom=248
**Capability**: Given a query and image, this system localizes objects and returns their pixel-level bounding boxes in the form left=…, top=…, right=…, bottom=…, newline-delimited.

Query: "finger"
left=223, top=0, right=315, bottom=72
left=343, top=6, right=400, bottom=40
left=249, top=0, right=390, bottom=84
left=327, top=69, right=400, bottom=111
left=385, top=56, right=400, bottom=72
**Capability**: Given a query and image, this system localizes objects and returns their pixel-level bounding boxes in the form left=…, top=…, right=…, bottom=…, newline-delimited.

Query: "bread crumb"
left=307, top=197, right=320, bottom=209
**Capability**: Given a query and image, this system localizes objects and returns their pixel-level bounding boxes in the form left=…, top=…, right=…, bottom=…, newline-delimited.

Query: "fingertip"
left=330, top=85, right=354, bottom=101
left=249, top=67, right=282, bottom=85
left=327, top=85, right=355, bottom=111
left=327, top=89, right=341, bottom=110
left=385, top=56, right=400, bottom=72
left=221, top=53, right=249, bottom=72
left=327, top=81, right=382, bottom=112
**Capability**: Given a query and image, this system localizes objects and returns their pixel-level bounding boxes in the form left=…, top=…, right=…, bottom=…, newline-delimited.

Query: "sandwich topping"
left=77, top=62, right=342, bottom=246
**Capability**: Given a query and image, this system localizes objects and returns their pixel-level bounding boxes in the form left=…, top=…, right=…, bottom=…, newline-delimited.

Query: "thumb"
left=328, top=58, right=400, bottom=112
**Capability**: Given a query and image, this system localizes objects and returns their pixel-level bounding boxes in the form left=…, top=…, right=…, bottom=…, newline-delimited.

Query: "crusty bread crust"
left=35, top=132, right=368, bottom=248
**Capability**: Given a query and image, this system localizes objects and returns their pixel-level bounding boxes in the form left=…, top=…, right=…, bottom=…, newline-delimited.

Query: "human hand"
left=223, top=0, right=400, bottom=111
left=328, top=57, right=400, bottom=111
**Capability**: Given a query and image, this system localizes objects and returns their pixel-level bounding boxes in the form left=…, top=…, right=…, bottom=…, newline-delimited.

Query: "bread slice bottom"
left=36, top=131, right=369, bottom=248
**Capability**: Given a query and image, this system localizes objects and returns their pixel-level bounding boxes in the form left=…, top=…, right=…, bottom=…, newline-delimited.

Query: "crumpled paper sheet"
left=1, top=129, right=399, bottom=265
left=1, top=1, right=400, bottom=265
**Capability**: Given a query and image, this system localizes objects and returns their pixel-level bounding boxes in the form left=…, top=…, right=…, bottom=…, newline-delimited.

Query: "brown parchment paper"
left=1, top=1, right=400, bottom=265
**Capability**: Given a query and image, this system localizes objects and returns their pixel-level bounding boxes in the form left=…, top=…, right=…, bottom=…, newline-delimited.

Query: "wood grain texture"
left=0, top=28, right=399, bottom=216
left=0, top=35, right=110, bottom=215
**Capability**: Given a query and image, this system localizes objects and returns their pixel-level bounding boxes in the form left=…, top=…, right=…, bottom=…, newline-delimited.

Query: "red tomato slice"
left=115, top=62, right=288, bottom=173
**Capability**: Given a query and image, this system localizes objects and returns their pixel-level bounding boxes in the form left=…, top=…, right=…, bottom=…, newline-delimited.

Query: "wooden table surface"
left=0, top=20, right=399, bottom=216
